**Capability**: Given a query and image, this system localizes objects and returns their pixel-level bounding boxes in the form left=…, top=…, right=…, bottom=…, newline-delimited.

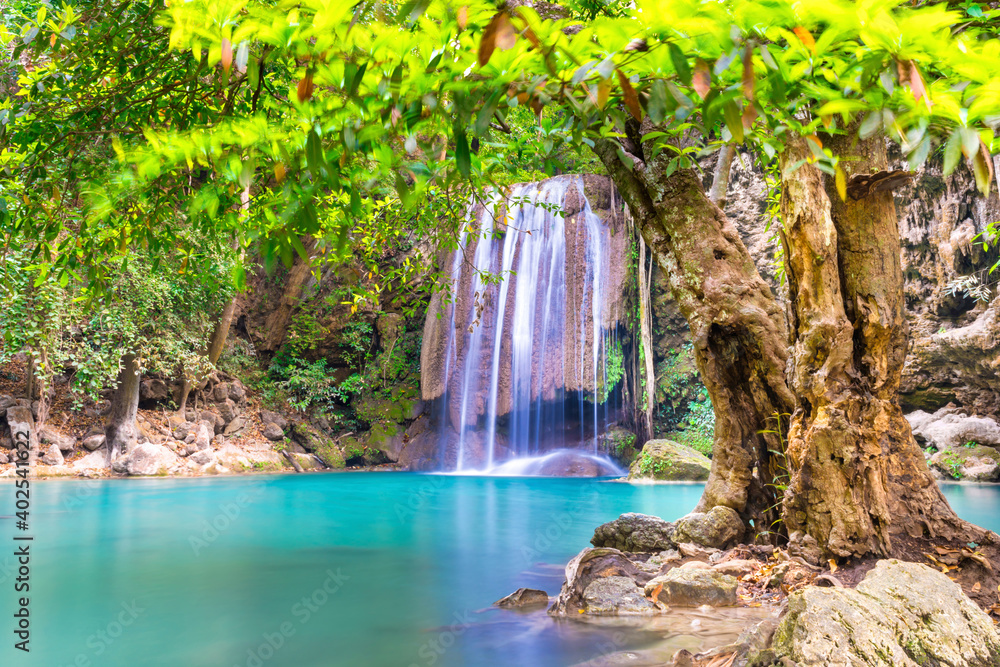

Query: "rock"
left=494, top=588, right=549, bottom=609
left=0, top=394, right=16, bottom=410
left=549, top=548, right=652, bottom=615
left=770, top=560, right=1000, bottom=667
left=672, top=506, right=744, bottom=549
left=39, top=426, right=76, bottom=452
left=213, top=383, right=229, bottom=402
left=0, top=451, right=7, bottom=464
left=644, top=568, right=739, bottom=607
left=582, top=576, right=657, bottom=615
left=291, top=423, right=345, bottom=469
left=227, top=381, right=246, bottom=402
left=117, top=443, right=179, bottom=476
left=194, top=421, right=214, bottom=451
left=218, top=398, right=238, bottom=425
left=81, top=434, right=106, bottom=451
left=187, top=449, right=215, bottom=466
left=929, top=444, right=1000, bottom=481
left=591, top=513, right=676, bottom=552
left=40, top=444, right=64, bottom=466
left=712, top=559, right=758, bottom=577
left=597, top=426, right=638, bottom=466
left=365, top=422, right=406, bottom=462
left=907, top=408, right=1000, bottom=450
left=73, top=450, right=108, bottom=470
left=215, top=444, right=283, bottom=472
left=397, top=415, right=437, bottom=471
left=139, top=378, right=171, bottom=402
left=172, top=420, right=193, bottom=441
left=6, top=405, right=35, bottom=446
left=262, top=422, right=285, bottom=441
left=223, top=416, right=246, bottom=436
left=676, top=542, right=720, bottom=559
left=627, top=439, right=711, bottom=481
left=260, top=410, right=288, bottom=430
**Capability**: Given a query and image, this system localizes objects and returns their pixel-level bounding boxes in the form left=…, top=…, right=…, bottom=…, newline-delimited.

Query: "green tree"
left=5, top=0, right=1000, bottom=560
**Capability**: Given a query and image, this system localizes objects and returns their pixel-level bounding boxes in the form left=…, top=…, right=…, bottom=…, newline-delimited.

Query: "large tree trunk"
left=595, top=128, right=796, bottom=533
left=779, top=134, right=981, bottom=558
left=105, top=353, right=141, bottom=465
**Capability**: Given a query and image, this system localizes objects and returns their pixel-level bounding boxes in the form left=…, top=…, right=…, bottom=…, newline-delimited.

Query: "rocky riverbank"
left=498, top=510, right=1000, bottom=666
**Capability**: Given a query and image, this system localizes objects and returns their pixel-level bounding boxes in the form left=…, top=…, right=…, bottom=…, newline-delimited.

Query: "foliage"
left=6, top=0, right=998, bottom=302
left=668, top=396, right=715, bottom=458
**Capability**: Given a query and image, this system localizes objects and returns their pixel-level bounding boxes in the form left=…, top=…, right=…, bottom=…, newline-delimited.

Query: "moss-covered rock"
left=597, top=427, right=638, bottom=467
left=291, top=423, right=345, bottom=469
left=929, top=444, right=1000, bottom=481
left=627, top=439, right=711, bottom=481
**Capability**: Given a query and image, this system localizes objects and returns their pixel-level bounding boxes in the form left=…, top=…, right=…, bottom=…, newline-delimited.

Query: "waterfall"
left=421, top=175, right=631, bottom=473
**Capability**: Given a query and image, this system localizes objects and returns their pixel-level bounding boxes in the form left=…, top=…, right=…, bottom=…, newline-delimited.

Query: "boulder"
left=769, top=560, right=1000, bottom=667
left=40, top=444, right=65, bottom=466
left=39, top=426, right=76, bottom=452
left=260, top=409, right=288, bottom=430
left=643, top=568, right=739, bottom=607
left=0, top=451, right=8, bottom=464
left=73, top=450, right=108, bottom=470
left=597, top=426, right=638, bottom=466
left=591, top=513, right=675, bottom=552
left=6, top=405, right=35, bottom=447
left=262, top=422, right=286, bottom=441
left=200, top=410, right=225, bottom=434
left=292, top=423, right=345, bottom=469
left=494, top=588, right=549, bottom=609
left=191, top=421, right=214, bottom=452
left=227, top=381, right=246, bottom=402
left=223, top=416, right=246, bottom=436
left=549, top=548, right=652, bottom=615
left=139, top=378, right=171, bottom=402
left=187, top=449, right=216, bottom=466
left=672, top=506, right=744, bottom=549
left=215, top=444, right=283, bottom=472
left=929, top=444, right=1000, bottom=481
left=582, top=576, right=657, bottom=615
left=907, top=408, right=1000, bottom=450
left=627, top=439, right=711, bottom=481
left=712, top=559, right=758, bottom=577
left=365, top=422, right=406, bottom=462
left=0, top=394, right=17, bottom=410
left=116, top=443, right=179, bottom=476
left=212, top=383, right=229, bottom=403
left=218, top=398, right=238, bottom=425
left=81, top=434, right=106, bottom=451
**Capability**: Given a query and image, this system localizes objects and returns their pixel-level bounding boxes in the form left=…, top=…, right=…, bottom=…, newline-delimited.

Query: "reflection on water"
left=0, top=475, right=993, bottom=667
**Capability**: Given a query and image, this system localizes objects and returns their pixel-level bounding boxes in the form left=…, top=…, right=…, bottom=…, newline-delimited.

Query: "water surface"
left=0, top=474, right=994, bottom=666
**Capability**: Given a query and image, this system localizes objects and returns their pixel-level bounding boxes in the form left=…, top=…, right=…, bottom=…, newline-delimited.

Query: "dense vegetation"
left=2, top=0, right=999, bottom=561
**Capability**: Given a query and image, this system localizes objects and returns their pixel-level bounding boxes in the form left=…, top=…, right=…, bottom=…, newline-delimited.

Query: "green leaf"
left=723, top=100, right=744, bottom=143
left=455, top=127, right=471, bottom=177
left=943, top=129, right=963, bottom=176
left=859, top=111, right=882, bottom=139
left=668, top=43, right=691, bottom=85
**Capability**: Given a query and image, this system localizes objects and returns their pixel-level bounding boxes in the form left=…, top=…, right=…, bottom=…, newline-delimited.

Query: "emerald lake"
left=1, top=474, right=995, bottom=666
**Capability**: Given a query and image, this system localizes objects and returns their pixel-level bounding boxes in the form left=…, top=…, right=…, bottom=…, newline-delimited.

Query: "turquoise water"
left=0, top=474, right=994, bottom=666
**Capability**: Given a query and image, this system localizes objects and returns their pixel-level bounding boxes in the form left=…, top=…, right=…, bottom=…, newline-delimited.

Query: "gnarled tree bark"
left=594, top=125, right=795, bottom=533
left=779, top=133, right=983, bottom=558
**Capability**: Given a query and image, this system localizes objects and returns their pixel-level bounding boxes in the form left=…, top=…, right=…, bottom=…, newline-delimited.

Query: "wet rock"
left=644, top=569, right=739, bottom=607
left=39, top=426, right=76, bottom=452
left=494, top=588, right=549, bottom=609
left=549, top=548, right=652, bottom=615
left=116, top=443, right=180, bottom=476
left=40, top=444, right=64, bottom=466
left=770, top=560, right=1000, bottom=667
left=262, top=422, right=286, bottom=441
left=582, top=576, right=657, bottom=615
left=591, top=513, right=676, bottom=552
left=672, top=506, right=744, bottom=549
left=627, top=440, right=711, bottom=481
left=81, top=434, right=106, bottom=451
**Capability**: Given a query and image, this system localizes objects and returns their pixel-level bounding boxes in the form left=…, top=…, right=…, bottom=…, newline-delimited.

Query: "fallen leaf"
left=828, top=559, right=838, bottom=574
left=973, top=582, right=982, bottom=593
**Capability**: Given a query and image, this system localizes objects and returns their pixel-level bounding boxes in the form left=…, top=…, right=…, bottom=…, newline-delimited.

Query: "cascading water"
left=420, top=175, right=632, bottom=475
